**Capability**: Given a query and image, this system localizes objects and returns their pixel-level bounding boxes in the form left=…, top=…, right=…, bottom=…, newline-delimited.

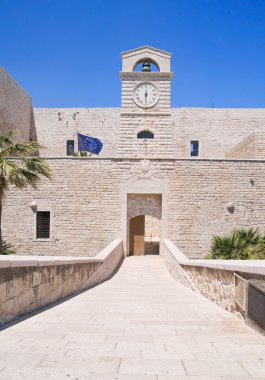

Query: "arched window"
left=137, top=130, right=154, bottom=139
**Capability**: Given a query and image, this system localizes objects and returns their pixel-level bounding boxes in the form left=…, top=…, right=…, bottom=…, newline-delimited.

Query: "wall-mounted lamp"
left=227, top=202, right=234, bottom=214
left=30, top=201, right=37, bottom=211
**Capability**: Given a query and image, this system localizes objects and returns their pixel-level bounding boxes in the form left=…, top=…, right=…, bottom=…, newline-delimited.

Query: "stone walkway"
left=1, top=256, right=265, bottom=379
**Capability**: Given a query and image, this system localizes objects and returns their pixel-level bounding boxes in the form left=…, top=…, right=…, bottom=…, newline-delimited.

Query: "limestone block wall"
left=172, top=108, right=265, bottom=159
left=0, top=67, right=32, bottom=142
left=2, top=158, right=121, bottom=256
left=163, top=239, right=265, bottom=318
left=226, top=131, right=265, bottom=159
left=226, top=133, right=255, bottom=159
left=162, top=240, right=196, bottom=290
left=255, top=131, right=265, bottom=158
left=32, top=107, right=265, bottom=159
left=145, top=215, right=160, bottom=240
left=119, top=72, right=173, bottom=158
left=3, top=158, right=265, bottom=258
left=183, top=265, right=236, bottom=312
left=118, top=114, right=174, bottom=158
left=168, top=159, right=265, bottom=258
left=33, top=108, right=120, bottom=157
left=0, top=239, right=123, bottom=327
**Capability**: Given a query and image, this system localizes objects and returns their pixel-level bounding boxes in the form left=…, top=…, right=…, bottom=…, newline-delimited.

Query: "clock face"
left=133, top=82, right=159, bottom=108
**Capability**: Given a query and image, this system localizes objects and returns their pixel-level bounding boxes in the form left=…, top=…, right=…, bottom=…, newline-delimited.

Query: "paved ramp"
left=0, top=256, right=265, bottom=379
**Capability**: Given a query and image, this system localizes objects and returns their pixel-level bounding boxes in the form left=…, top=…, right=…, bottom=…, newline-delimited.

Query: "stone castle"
left=1, top=45, right=265, bottom=258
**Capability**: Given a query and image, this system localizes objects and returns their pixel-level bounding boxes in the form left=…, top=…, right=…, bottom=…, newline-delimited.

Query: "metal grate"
left=36, top=211, right=50, bottom=239
left=248, top=282, right=265, bottom=330
left=234, top=273, right=247, bottom=311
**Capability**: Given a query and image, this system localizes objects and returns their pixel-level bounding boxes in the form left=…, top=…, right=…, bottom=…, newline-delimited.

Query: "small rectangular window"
left=190, top=141, right=199, bottom=157
left=67, top=140, right=75, bottom=156
left=36, top=211, right=50, bottom=239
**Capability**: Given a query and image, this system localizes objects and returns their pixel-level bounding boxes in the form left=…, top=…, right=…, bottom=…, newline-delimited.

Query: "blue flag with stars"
left=77, top=132, right=103, bottom=155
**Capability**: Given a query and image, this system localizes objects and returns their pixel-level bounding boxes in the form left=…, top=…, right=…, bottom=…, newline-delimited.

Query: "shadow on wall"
left=30, top=108, right=38, bottom=147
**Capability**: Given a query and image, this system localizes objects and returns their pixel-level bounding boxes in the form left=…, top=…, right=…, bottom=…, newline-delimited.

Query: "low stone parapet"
left=162, top=239, right=265, bottom=317
left=0, top=239, right=123, bottom=327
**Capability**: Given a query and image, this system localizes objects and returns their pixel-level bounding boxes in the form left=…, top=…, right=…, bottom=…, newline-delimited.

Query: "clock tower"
left=118, top=46, right=173, bottom=158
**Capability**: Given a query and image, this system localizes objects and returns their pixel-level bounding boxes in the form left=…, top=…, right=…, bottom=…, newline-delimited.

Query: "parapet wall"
left=0, top=67, right=32, bottom=142
left=163, top=239, right=265, bottom=322
left=0, top=239, right=123, bottom=327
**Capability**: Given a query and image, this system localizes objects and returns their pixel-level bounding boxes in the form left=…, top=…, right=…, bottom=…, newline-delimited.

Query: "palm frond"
left=209, top=227, right=264, bottom=260
left=0, top=159, right=18, bottom=176
left=0, top=142, right=42, bottom=158
left=23, top=157, right=52, bottom=180
left=0, top=131, right=14, bottom=148
left=9, top=168, right=39, bottom=189
left=0, top=240, right=15, bottom=255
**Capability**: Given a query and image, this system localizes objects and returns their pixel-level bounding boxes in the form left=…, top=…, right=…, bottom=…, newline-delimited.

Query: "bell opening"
left=142, top=62, right=151, bottom=72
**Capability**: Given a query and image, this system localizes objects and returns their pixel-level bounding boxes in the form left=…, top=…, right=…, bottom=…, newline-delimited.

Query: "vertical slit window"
left=190, top=141, right=199, bottom=157
left=36, top=211, right=50, bottom=239
left=67, top=140, right=75, bottom=156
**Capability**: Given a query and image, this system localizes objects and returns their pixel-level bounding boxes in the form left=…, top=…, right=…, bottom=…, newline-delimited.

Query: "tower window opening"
left=190, top=141, right=199, bottom=156
left=137, top=131, right=154, bottom=139
left=67, top=140, right=75, bottom=156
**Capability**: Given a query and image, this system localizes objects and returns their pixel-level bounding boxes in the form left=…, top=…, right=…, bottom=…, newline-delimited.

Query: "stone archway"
left=127, top=194, right=162, bottom=256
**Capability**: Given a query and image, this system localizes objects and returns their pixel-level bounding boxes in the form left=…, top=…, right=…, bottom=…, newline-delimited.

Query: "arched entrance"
left=127, top=194, right=162, bottom=256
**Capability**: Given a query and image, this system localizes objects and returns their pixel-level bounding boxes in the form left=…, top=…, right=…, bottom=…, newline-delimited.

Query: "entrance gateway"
left=127, top=194, right=162, bottom=256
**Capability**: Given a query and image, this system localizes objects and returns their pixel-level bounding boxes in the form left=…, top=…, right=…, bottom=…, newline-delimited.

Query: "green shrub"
left=1, top=241, right=15, bottom=255
left=208, top=228, right=264, bottom=260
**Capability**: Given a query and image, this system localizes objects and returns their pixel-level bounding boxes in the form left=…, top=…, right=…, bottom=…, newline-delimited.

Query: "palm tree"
left=0, top=131, right=51, bottom=254
left=208, top=227, right=263, bottom=260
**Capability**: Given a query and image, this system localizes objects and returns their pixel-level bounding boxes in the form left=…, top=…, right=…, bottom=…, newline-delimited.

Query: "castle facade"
left=1, top=46, right=265, bottom=258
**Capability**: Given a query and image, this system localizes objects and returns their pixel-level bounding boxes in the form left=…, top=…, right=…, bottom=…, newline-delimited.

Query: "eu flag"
left=77, top=133, right=103, bottom=155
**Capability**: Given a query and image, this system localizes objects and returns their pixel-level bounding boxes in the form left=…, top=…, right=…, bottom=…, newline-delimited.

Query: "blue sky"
left=1, top=0, right=265, bottom=108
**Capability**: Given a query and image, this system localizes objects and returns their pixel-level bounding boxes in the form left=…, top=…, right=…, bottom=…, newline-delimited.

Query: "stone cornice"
left=121, top=45, right=171, bottom=58
left=119, top=72, right=173, bottom=80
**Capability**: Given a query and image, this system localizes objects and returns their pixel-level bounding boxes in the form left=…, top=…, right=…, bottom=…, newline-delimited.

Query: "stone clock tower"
left=118, top=46, right=174, bottom=158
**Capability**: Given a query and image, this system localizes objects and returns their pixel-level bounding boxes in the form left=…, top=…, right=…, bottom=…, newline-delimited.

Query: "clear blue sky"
left=1, top=0, right=265, bottom=108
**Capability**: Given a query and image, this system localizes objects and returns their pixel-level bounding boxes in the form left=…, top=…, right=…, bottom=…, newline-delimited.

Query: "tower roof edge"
left=121, top=46, right=172, bottom=58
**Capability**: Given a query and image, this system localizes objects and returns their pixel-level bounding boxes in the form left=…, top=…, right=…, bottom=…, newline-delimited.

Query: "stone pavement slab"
left=0, top=255, right=265, bottom=379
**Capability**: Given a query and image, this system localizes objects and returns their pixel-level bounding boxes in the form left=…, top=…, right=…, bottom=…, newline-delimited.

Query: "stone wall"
left=163, top=239, right=265, bottom=318
left=33, top=108, right=120, bottom=157
left=3, top=158, right=265, bottom=258
left=0, top=239, right=123, bottom=327
left=32, top=107, right=265, bottom=159
left=255, top=131, right=265, bottom=158
left=172, top=108, right=265, bottom=159
left=145, top=215, right=160, bottom=240
left=0, top=67, right=32, bottom=142
left=226, top=130, right=265, bottom=160
left=226, top=132, right=255, bottom=159
left=168, top=159, right=265, bottom=258
left=162, top=240, right=196, bottom=290
left=183, top=265, right=236, bottom=313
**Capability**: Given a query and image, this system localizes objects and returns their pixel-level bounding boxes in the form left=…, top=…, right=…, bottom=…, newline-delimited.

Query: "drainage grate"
left=234, top=273, right=247, bottom=312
